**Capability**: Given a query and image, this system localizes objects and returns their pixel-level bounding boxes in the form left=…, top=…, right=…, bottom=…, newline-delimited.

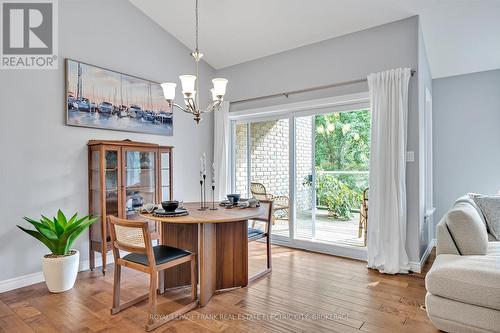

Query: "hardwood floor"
left=0, top=243, right=437, bottom=333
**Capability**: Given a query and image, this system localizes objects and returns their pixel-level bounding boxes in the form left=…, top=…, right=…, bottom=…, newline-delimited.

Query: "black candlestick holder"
left=210, top=184, right=218, bottom=210
left=203, top=174, right=208, bottom=209
left=198, top=179, right=206, bottom=211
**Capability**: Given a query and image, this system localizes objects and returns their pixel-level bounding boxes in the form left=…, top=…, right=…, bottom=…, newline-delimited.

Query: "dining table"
left=140, top=202, right=269, bottom=306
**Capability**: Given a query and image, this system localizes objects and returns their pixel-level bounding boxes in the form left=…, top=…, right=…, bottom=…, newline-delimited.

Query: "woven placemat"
left=153, top=209, right=189, bottom=217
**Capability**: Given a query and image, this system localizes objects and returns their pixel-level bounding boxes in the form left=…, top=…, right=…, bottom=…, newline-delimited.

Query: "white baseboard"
left=0, top=271, right=45, bottom=293
left=0, top=253, right=115, bottom=293
left=409, top=238, right=436, bottom=273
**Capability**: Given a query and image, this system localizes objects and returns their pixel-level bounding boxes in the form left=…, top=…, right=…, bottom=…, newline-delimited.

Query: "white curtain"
left=213, top=101, right=230, bottom=200
left=367, top=68, right=411, bottom=274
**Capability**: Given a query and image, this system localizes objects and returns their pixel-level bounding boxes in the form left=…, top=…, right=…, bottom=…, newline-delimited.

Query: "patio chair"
left=250, top=182, right=289, bottom=225
left=358, top=188, right=368, bottom=246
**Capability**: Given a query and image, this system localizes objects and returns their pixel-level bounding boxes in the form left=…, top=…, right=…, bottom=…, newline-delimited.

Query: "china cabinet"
left=88, top=140, right=173, bottom=274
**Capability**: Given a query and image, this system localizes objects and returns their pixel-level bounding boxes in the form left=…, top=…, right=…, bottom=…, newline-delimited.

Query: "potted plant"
left=17, top=210, right=97, bottom=293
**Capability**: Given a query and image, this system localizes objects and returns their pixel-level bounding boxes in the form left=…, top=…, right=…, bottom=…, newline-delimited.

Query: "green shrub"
left=315, top=174, right=361, bottom=220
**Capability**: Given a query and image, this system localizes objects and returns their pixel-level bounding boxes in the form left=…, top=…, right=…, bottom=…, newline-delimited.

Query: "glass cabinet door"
left=89, top=148, right=102, bottom=242
left=123, top=149, right=157, bottom=220
left=89, top=147, right=120, bottom=241
left=104, top=150, right=119, bottom=219
left=160, top=150, right=171, bottom=201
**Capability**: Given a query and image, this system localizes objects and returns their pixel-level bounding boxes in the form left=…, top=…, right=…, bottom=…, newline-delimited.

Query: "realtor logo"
left=1, top=0, right=58, bottom=69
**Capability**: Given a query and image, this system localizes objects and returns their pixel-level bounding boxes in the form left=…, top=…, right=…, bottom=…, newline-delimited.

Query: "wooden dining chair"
left=248, top=199, right=274, bottom=283
left=108, top=216, right=198, bottom=331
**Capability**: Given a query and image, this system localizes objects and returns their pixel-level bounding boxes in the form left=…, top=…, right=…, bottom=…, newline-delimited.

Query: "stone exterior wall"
left=250, top=119, right=289, bottom=198
left=235, top=118, right=313, bottom=210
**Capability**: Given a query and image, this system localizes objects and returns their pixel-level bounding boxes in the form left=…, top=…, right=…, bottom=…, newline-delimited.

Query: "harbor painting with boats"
left=66, top=59, right=173, bottom=136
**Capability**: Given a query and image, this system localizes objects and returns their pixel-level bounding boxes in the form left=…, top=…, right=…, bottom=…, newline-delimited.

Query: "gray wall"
left=433, top=69, right=500, bottom=223
left=218, top=16, right=426, bottom=263
left=0, top=0, right=215, bottom=281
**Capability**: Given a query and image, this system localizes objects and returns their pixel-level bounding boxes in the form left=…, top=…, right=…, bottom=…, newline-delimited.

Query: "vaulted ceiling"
left=130, top=0, right=500, bottom=78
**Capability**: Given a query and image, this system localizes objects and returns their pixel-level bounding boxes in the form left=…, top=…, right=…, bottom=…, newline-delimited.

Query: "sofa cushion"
left=426, top=254, right=500, bottom=311
left=426, top=293, right=500, bottom=333
left=487, top=241, right=500, bottom=256
left=445, top=202, right=489, bottom=255
left=470, top=194, right=500, bottom=241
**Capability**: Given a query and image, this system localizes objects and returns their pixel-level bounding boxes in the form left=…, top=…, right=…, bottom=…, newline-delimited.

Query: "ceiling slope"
left=130, top=0, right=500, bottom=78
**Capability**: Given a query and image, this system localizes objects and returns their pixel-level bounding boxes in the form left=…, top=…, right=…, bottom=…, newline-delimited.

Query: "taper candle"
left=202, top=153, right=207, bottom=176
left=211, top=162, right=216, bottom=186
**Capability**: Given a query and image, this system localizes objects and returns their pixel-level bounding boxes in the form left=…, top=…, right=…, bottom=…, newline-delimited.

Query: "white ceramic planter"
left=42, top=250, right=79, bottom=293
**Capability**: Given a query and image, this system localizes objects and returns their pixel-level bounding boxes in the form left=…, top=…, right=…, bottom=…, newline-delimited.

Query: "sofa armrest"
left=436, top=218, right=460, bottom=255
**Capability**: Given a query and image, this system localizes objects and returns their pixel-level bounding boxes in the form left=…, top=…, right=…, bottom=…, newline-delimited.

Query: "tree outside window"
left=312, top=110, right=371, bottom=220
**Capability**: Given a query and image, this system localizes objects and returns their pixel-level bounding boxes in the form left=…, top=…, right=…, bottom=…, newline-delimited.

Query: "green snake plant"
left=18, top=210, right=97, bottom=256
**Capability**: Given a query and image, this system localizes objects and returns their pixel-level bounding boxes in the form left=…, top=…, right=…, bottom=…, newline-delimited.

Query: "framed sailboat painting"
left=65, top=59, right=173, bottom=136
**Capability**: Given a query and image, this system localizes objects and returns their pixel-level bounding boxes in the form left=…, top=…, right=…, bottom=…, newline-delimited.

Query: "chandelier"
left=161, top=0, right=228, bottom=124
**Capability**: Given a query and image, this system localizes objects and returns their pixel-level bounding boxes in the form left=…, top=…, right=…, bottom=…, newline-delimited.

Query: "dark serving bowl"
left=161, top=200, right=179, bottom=212
left=227, top=194, right=241, bottom=203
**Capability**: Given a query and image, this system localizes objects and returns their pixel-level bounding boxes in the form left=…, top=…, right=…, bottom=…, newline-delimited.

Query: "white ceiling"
left=129, top=0, right=500, bottom=78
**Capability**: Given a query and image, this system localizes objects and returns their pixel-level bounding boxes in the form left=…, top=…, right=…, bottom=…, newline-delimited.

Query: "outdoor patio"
left=270, top=210, right=365, bottom=247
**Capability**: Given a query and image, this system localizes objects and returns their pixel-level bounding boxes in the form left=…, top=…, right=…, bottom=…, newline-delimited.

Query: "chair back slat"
left=115, top=224, right=146, bottom=248
left=108, top=216, right=150, bottom=255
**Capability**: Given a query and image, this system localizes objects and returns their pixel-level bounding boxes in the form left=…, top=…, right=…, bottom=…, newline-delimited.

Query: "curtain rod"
left=231, top=69, right=416, bottom=105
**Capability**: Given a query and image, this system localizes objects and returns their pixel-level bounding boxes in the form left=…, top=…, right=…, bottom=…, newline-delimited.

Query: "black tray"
left=153, top=208, right=189, bottom=217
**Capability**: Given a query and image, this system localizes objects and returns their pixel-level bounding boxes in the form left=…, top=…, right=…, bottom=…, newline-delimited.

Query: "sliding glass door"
left=292, top=110, right=370, bottom=246
left=234, top=118, right=290, bottom=238
left=231, top=98, right=370, bottom=257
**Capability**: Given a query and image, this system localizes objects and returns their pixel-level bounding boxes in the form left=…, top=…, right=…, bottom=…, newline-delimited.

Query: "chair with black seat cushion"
left=248, top=199, right=274, bottom=283
left=108, top=216, right=197, bottom=332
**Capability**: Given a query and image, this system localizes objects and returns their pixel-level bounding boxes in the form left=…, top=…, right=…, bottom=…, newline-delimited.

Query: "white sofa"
left=425, top=196, right=500, bottom=333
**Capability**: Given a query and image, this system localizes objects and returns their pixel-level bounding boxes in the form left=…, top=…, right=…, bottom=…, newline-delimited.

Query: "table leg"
left=160, top=220, right=249, bottom=307
left=215, top=220, right=248, bottom=290
left=161, top=223, right=198, bottom=290
left=199, top=223, right=216, bottom=306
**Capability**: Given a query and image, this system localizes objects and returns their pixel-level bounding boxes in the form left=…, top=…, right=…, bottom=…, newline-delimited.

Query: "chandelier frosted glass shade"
left=212, top=78, right=228, bottom=97
left=179, top=75, right=197, bottom=95
left=160, top=82, right=176, bottom=100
